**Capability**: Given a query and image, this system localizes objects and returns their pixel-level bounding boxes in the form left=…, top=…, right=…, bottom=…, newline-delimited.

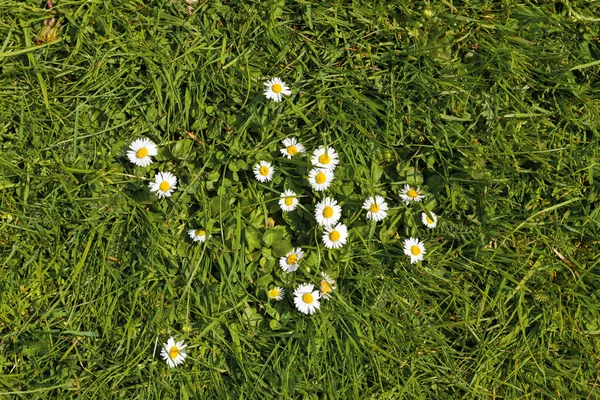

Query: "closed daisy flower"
left=422, top=212, right=438, bottom=228
left=280, top=247, right=304, bottom=272
left=293, top=283, right=320, bottom=315
left=311, top=146, right=339, bottom=171
left=280, top=138, right=305, bottom=159
left=127, top=138, right=158, bottom=167
left=264, top=77, right=291, bottom=102
left=268, top=287, right=284, bottom=301
left=308, top=168, right=334, bottom=192
left=403, top=237, right=426, bottom=264
left=399, top=184, right=424, bottom=205
left=320, top=272, right=337, bottom=300
left=188, top=228, right=208, bottom=242
left=315, top=197, right=341, bottom=227
left=362, top=196, right=388, bottom=222
left=160, top=337, right=187, bottom=368
left=253, top=161, right=275, bottom=182
left=322, top=223, right=348, bottom=249
left=149, top=172, right=177, bottom=198
left=279, top=189, right=298, bottom=212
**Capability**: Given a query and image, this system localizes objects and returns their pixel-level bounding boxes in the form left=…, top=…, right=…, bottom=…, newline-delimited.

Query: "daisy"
left=253, top=160, right=275, bottom=182
left=362, top=196, right=388, bottom=222
left=268, top=287, right=285, bottom=301
left=422, top=212, right=438, bottom=228
left=293, top=283, right=321, bottom=315
left=399, top=184, right=424, bottom=205
left=320, top=272, right=337, bottom=300
left=403, top=237, right=426, bottom=264
left=160, top=337, right=187, bottom=368
left=263, top=77, right=291, bottom=102
left=314, top=197, right=341, bottom=227
left=311, top=146, right=339, bottom=170
left=322, top=223, right=348, bottom=249
left=280, top=138, right=305, bottom=159
left=149, top=172, right=177, bottom=199
left=308, top=168, right=334, bottom=192
left=188, top=228, right=208, bottom=242
left=279, top=189, right=298, bottom=212
left=280, top=248, right=304, bottom=272
left=127, top=138, right=158, bottom=167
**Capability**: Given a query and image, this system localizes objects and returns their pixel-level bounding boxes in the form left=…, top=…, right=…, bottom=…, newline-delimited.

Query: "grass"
left=1, top=0, right=600, bottom=398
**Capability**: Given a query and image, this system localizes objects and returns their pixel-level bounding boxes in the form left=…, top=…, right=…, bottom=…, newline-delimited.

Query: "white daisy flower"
left=362, top=196, right=388, bottom=222
left=160, top=337, right=187, bottom=368
left=253, top=160, right=275, bottom=182
left=399, top=184, right=424, bottom=205
left=280, top=138, right=305, bottom=159
left=279, top=247, right=304, bottom=272
left=188, top=228, right=208, bottom=242
left=422, top=212, right=438, bottom=228
left=308, top=168, right=334, bottom=192
left=268, top=287, right=284, bottom=301
left=320, top=272, right=337, bottom=300
left=403, top=237, right=426, bottom=264
left=314, top=197, right=341, bottom=227
left=263, top=77, right=291, bottom=102
left=293, top=283, right=320, bottom=315
left=322, top=223, right=348, bottom=249
left=149, top=172, right=177, bottom=198
left=279, top=189, right=298, bottom=212
left=127, top=138, right=158, bottom=167
left=311, top=146, right=339, bottom=170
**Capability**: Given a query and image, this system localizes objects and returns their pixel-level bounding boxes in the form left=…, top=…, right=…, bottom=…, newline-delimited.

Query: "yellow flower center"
left=159, top=181, right=171, bottom=192
left=287, top=254, right=298, bottom=264
left=259, top=166, right=270, bottom=176
left=426, top=216, right=434, bottom=224
left=321, top=281, right=332, bottom=293
left=370, top=203, right=380, bottom=213
left=136, top=147, right=148, bottom=158
left=315, top=172, right=327, bottom=184
left=407, top=189, right=418, bottom=198
left=319, top=154, right=331, bottom=164
left=287, top=145, right=298, bottom=155
left=322, top=206, right=334, bottom=218
left=195, top=229, right=205, bottom=237
left=272, top=83, right=283, bottom=93
left=410, top=245, right=421, bottom=256
left=302, top=293, right=314, bottom=304
left=329, top=230, right=340, bottom=242
left=169, top=346, right=179, bottom=359
left=284, top=197, right=294, bottom=206
left=268, top=289, right=280, bottom=298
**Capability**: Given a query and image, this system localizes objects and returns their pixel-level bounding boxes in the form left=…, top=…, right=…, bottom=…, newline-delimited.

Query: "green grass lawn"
left=1, top=0, right=600, bottom=398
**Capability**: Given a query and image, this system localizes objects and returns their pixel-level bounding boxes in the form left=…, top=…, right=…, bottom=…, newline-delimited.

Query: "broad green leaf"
left=262, top=226, right=286, bottom=247
left=245, top=226, right=262, bottom=251
left=271, top=239, right=293, bottom=258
